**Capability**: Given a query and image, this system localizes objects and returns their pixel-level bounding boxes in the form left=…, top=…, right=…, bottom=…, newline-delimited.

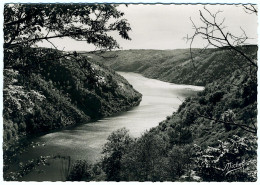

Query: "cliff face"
left=3, top=48, right=142, bottom=146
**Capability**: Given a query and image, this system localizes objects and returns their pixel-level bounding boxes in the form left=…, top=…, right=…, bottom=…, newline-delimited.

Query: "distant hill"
left=83, top=45, right=257, bottom=86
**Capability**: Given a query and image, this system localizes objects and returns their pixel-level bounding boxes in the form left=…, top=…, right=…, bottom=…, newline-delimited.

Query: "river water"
left=19, top=72, right=203, bottom=181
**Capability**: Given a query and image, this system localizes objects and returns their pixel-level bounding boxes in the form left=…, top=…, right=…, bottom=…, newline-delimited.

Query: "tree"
left=4, top=4, right=131, bottom=50
left=4, top=4, right=132, bottom=89
left=3, top=4, right=132, bottom=180
left=187, top=5, right=257, bottom=69
left=187, top=5, right=257, bottom=134
left=101, top=128, right=134, bottom=181
left=193, top=135, right=257, bottom=181
left=168, top=145, right=193, bottom=180
left=120, top=132, right=168, bottom=181
left=242, top=4, right=258, bottom=15
left=67, top=160, right=92, bottom=181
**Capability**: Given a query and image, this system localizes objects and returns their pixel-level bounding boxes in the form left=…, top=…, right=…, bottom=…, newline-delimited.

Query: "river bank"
left=10, top=72, right=203, bottom=181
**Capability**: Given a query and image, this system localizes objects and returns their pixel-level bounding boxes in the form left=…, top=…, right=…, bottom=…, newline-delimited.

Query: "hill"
left=84, top=45, right=257, bottom=86
left=99, top=46, right=257, bottom=181
left=70, top=45, right=257, bottom=182
left=3, top=47, right=142, bottom=149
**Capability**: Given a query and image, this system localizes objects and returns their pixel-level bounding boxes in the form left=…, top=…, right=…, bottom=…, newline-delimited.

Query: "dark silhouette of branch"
left=187, top=6, right=257, bottom=69
left=177, top=96, right=184, bottom=103
left=46, top=39, right=58, bottom=50
left=4, top=8, right=41, bottom=27
left=4, top=4, right=131, bottom=52
left=6, top=31, right=96, bottom=48
left=197, top=113, right=257, bottom=134
left=242, top=4, right=258, bottom=15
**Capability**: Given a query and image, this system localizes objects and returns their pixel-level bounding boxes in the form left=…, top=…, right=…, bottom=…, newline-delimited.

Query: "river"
left=18, top=72, right=203, bottom=181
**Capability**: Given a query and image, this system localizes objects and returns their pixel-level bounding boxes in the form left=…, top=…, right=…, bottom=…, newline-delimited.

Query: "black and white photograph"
left=1, top=0, right=258, bottom=182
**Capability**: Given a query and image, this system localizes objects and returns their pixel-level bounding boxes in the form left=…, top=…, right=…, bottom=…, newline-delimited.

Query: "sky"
left=36, top=4, right=258, bottom=51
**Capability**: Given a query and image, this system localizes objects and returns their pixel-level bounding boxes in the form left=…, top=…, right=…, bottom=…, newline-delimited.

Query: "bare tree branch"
left=197, top=113, right=257, bottom=134
left=186, top=6, right=257, bottom=69
left=242, top=4, right=258, bottom=15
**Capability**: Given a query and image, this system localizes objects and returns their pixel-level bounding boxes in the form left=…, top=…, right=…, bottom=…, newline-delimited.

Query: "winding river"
left=19, top=72, right=203, bottom=181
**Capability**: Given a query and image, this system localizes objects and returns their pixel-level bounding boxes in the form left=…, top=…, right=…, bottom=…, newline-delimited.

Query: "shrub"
left=102, top=128, right=134, bottom=181
left=193, top=135, right=257, bottom=181
left=67, top=160, right=92, bottom=181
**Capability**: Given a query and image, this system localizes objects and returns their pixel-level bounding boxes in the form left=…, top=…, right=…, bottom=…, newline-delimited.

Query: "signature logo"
left=222, top=160, right=246, bottom=175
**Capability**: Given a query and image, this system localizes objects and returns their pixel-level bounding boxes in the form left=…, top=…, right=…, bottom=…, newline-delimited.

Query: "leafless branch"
left=186, top=6, right=257, bottom=69
left=46, top=39, right=58, bottom=50
left=177, top=96, right=184, bottom=103
left=242, top=4, right=258, bottom=15
left=197, top=113, right=257, bottom=134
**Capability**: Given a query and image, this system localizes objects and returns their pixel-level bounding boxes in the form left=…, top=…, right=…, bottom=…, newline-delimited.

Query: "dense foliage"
left=98, top=66, right=257, bottom=181
left=4, top=4, right=131, bottom=50
left=3, top=3, right=140, bottom=147
left=3, top=48, right=142, bottom=180
left=68, top=46, right=257, bottom=182
left=3, top=46, right=142, bottom=160
left=102, top=128, right=134, bottom=181
left=89, top=45, right=257, bottom=86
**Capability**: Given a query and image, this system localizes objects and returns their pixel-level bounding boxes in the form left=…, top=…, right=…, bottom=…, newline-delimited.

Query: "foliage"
left=3, top=69, right=46, bottom=143
left=96, top=44, right=257, bottom=182
left=101, top=129, right=194, bottom=181
left=4, top=155, right=51, bottom=181
left=168, top=145, right=193, bottom=180
left=4, top=4, right=131, bottom=50
left=3, top=3, right=140, bottom=144
left=193, top=135, right=257, bottom=181
left=102, top=128, right=134, bottom=181
left=3, top=47, right=142, bottom=180
left=57, top=49, right=257, bottom=181
left=3, top=4, right=142, bottom=181
left=88, top=45, right=257, bottom=86
left=120, top=131, right=168, bottom=181
left=67, top=160, right=93, bottom=181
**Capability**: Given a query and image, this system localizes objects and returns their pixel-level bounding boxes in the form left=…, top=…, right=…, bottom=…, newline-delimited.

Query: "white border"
left=0, top=0, right=259, bottom=184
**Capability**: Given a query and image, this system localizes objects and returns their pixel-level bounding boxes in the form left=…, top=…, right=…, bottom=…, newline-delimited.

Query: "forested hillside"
left=68, top=46, right=257, bottom=182
left=85, top=45, right=257, bottom=86
left=3, top=47, right=142, bottom=149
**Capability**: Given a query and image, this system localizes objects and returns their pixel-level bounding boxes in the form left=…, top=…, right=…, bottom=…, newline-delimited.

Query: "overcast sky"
left=38, top=4, right=258, bottom=51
